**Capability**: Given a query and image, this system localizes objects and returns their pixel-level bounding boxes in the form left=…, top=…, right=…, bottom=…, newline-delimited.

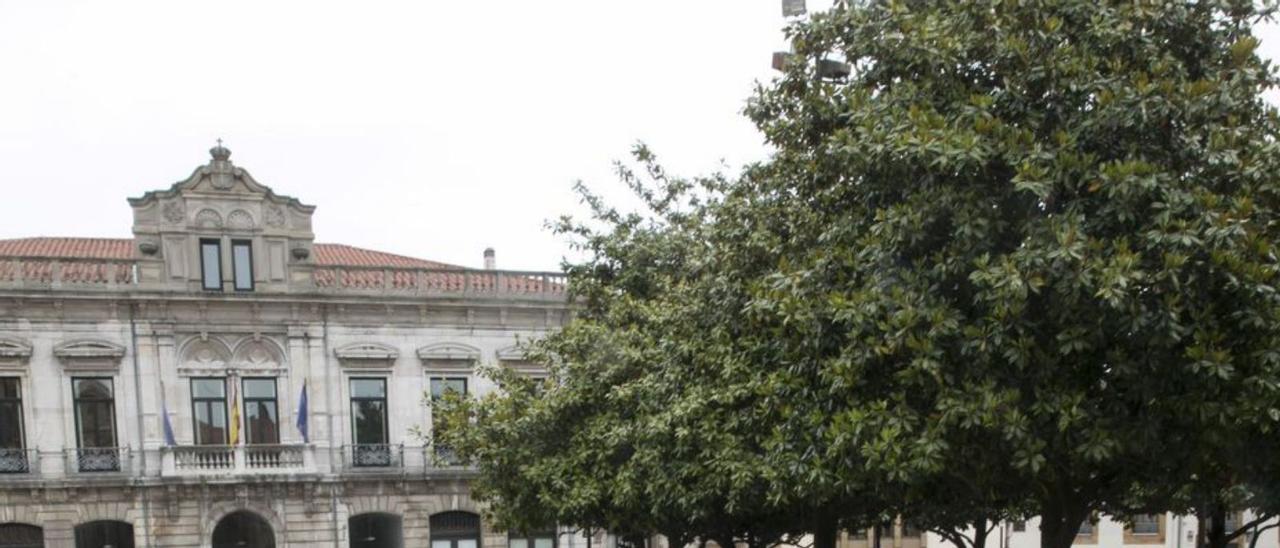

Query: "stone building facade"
left=0, top=145, right=571, bottom=548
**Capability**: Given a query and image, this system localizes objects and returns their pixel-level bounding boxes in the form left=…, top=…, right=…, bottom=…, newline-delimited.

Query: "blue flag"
left=296, top=380, right=309, bottom=443
left=161, top=382, right=177, bottom=446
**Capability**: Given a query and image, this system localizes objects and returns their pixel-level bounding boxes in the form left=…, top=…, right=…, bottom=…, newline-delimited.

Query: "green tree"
left=744, top=2, right=1280, bottom=548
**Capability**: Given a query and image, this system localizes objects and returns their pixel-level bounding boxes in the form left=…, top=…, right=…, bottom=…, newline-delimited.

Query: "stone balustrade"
left=162, top=444, right=313, bottom=477
left=0, top=255, right=568, bottom=299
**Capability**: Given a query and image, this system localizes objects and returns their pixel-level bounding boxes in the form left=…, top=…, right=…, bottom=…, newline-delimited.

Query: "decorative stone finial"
left=210, top=138, right=231, bottom=161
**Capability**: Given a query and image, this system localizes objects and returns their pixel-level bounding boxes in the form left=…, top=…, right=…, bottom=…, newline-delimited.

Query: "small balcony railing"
left=340, top=444, right=404, bottom=470
left=0, top=448, right=35, bottom=474
left=67, top=447, right=130, bottom=474
left=162, top=444, right=312, bottom=477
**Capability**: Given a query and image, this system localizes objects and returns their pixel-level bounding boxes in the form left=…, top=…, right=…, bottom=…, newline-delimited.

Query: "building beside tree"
left=0, top=145, right=571, bottom=547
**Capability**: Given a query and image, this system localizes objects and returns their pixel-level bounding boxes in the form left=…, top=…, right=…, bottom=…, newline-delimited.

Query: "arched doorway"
left=349, top=513, right=404, bottom=548
left=212, top=511, right=276, bottom=548
left=429, top=512, right=480, bottom=548
left=73, top=520, right=133, bottom=548
left=0, top=523, right=44, bottom=548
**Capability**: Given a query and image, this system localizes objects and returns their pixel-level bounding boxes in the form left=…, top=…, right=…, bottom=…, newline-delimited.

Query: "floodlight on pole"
left=782, top=0, right=807, bottom=17
left=817, top=59, right=851, bottom=80
left=771, top=52, right=798, bottom=72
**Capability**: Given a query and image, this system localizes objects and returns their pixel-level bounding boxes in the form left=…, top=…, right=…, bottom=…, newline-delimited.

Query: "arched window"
left=0, top=523, right=43, bottom=548
left=430, top=512, right=481, bottom=548
left=74, top=520, right=133, bottom=548
left=350, top=513, right=404, bottom=548
left=212, top=511, right=275, bottom=548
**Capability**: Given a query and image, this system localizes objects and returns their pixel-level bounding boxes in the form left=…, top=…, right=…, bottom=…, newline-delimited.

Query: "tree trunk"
left=813, top=514, right=839, bottom=548
left=1206, top=506, right=1228, bottom=548
left=971, top=518, right=990, bottom=548
left=1038, top=501, right=1090, bottom=548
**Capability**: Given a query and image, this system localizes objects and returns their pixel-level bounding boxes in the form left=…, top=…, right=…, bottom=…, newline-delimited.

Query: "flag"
left=296, top=380, right=309, bottom=443
left=229, top=380, right=241, bottom=445
left=160, top=382, right=176, bottom=446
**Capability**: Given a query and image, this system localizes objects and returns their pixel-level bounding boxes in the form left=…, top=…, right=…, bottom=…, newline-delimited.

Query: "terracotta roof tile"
left=0, top=237, right=463, bottom=270
left=312, top=243, right=461, bottom=269
left=0, top=237, right=134, bottom=259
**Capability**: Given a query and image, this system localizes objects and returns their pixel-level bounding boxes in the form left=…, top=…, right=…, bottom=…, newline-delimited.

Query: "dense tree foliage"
left=435, top=2, right=1280, bottom=548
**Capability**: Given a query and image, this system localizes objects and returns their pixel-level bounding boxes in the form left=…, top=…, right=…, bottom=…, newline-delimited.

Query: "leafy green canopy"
left=745, top=1, right=1280, bottom=547
left=437, top=2, right=1280, bottom=548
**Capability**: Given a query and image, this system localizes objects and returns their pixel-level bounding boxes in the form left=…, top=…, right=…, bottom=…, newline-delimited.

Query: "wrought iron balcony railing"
left=0, top=448, right=36, bottom=474
left=67, top=447, right=130, bottom=474
left=340, top=443, right=404, bottom=470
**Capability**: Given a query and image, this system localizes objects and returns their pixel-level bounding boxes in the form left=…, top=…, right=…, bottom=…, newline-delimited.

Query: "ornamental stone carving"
left=334, top=342, right=399, bottom=369
left=265, top=205, right=286, bottom=228
left=0, top=337, right=33, bottom=370
left=53, top=339, right=127, bottom=371
left=195, top=208, right=223, bottom=228
left=227, top=209, right=255, bottom=229
left=162, top=201, right=186, bottom=224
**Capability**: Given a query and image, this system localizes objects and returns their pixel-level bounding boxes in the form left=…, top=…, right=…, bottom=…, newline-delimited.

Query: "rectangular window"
left=1012, top=520, right=1026, bottom=533
left=243, top=378, right=278, bottom=444
left=431, top=377, right=467, bottom=463
left=191, top=378, right=228, bottom=445
left=431, top=377, right=467, bottom=400
left=232, top=240, right=254, bottom=291
left=1077, top=519, right=1094, bottom=536
left=1132, top=515, right=1160, bottom=535
left=73, top=377, right=119, bottom=472
left=200, top=239, right=222, bottom=291
left=510, top=531, right=556, bottom=548
left=350, top=378, right=389, bottom=466
left=0, top=378, right=26, bottom=473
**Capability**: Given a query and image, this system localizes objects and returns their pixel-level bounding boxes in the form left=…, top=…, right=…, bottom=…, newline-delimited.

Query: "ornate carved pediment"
left=417, top=342, right=481, bottom=362
left=54, top=339, right=126, bottom=371
left=418, top=342, right=479, bottom=373
left=178, top=335, right=286, bottom=376
left=496, top=344, right=544, bottom=376
left=335, top=342, right=399, bottom=369
left=0, top=337, right=33, bottom=370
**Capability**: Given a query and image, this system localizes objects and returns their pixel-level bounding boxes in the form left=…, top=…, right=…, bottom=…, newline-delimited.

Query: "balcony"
left=65, top=447, right=132, bottom=475
left=161, top=444, right=313, bottom=477
left=0, top=448, right=36, bottom=474
left=338, top=444, right=404, bottom=472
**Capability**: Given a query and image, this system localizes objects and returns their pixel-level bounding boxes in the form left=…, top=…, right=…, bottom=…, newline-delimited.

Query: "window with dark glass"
left=191, top=378, right=228, bottom=445
left=430, top=377, right=467, bottom=462
left=73, top=378, right=119, bottom=472
left=1131, top=514, right=1160, bottom=535
left=0, top=523, right=43, bottom=547
left=243, top=378, right=279, bottom=444
left=351, top=378, right=389, bottom=466
left=430, top=512, right=480, bottom=548
left=1077, top=518, right=1094, bottom=536
left=232, top=240, right=254, bottom=291
left=1012, top=520, right=1026, bottom=533
left=200, top=239, right=223, bottom=291
left=430, top=377, right=467, bottom=400
left=509, top=528, right=555, bottom=548
left=212, top=510, right=275, bottom=548
left=0, top=378, right=26, bottom=474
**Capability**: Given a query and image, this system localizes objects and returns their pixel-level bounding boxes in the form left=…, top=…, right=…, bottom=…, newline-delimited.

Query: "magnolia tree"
left=435, top=3, right=1280, bottom=548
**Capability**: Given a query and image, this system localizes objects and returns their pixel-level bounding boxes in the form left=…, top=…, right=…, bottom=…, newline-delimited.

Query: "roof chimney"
left=483, top=247, right=496, bottom=270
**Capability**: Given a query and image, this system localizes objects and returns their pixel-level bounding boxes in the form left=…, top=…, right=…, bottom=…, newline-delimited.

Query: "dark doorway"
left=0, top=523, right=44, bottom=548
left=212, top=511, right=276, bottom=548
left=73, top=520, right=133, bottom=548
left=350, top=513, right=404, bottom=548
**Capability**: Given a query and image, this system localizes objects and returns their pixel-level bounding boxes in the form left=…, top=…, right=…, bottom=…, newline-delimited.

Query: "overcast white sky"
left=1, top=2, right=1277, bottom=271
